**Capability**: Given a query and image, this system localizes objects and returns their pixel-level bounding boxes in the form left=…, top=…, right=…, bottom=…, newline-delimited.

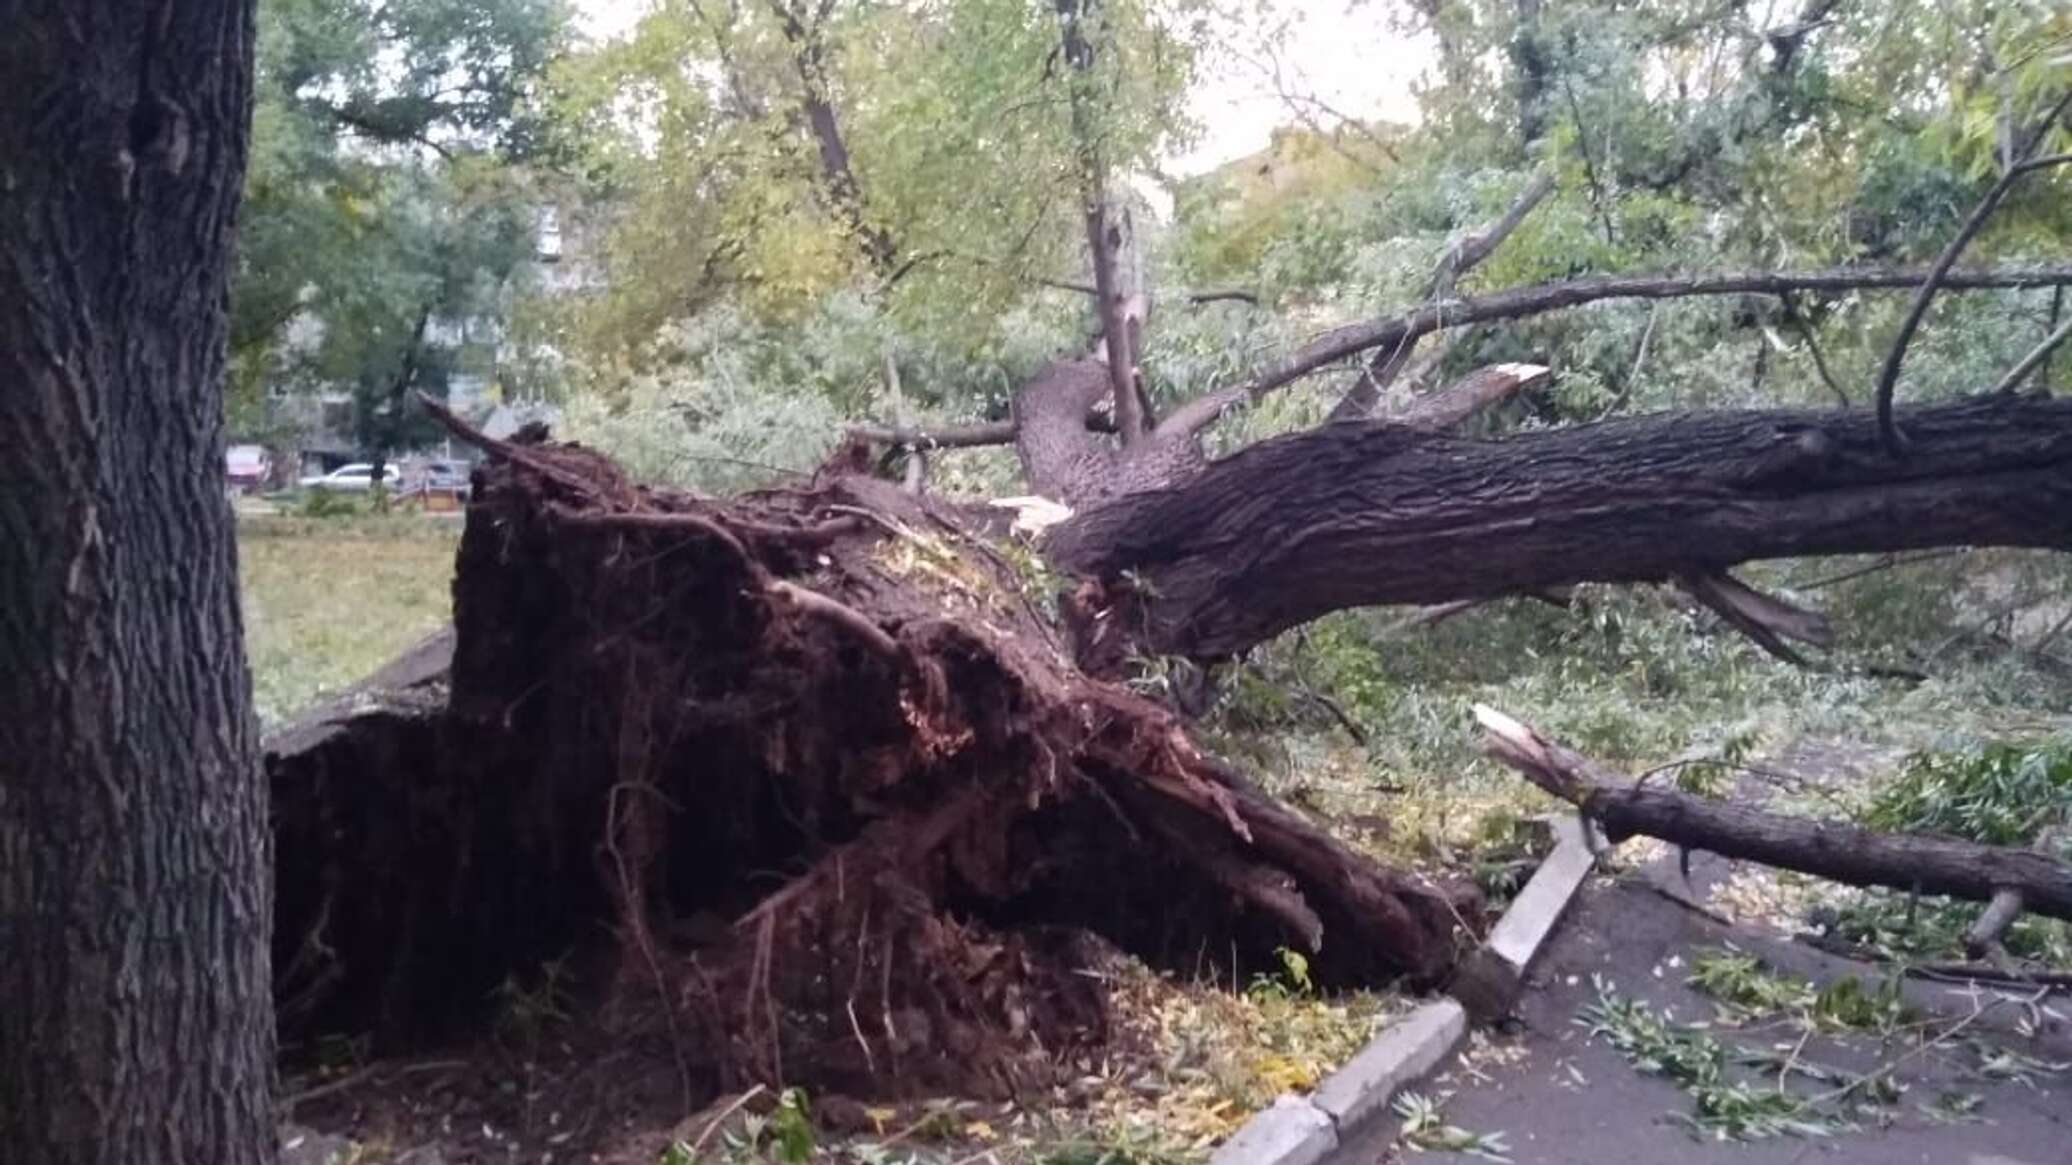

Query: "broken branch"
left=1871, top=90, right=2072, bottom=454
left=1162, top=262, right=2072, bottom=439
left=1474, top=706, right=2072, bottom=922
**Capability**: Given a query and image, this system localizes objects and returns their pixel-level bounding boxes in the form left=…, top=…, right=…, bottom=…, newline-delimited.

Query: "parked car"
left=416, top=460, right=472, bottom=495
left=225, top=444, right=272, bottom=494
left=298, top=463, right=398, bottom=492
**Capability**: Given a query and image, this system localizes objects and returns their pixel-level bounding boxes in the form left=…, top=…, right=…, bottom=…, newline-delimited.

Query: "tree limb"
left=1162, top=263, right=2072, bottom=440
left=1677, top=570, right=1833, bottom=666
left=1474, top=706, right=2072, bottom=922
left=1392, top=362, right=1551, bottom=430
left=1052, top=393, right=2072, bottom=659
left=1327, top=169, right=1555, bottom=422
left=1990, top=314, right=2072, bottom=396
left=1872, top=90, right=2072, bottom=454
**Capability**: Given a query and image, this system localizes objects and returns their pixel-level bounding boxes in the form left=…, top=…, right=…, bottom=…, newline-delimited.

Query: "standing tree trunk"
left=773, top=0, right=897, bottom=276
left=1056, top=0, right=1144, bottom=444
left=369, top=304, right=435, bottom=512
left=0, top=4, right=274, bottom=1164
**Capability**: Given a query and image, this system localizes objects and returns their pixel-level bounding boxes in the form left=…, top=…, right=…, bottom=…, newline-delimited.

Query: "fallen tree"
left=1045, top=391, right=2072, bottom=660
left=1473, top=705, right=2072, bottom=924
left=267, top=400, right=1477, bottom=1101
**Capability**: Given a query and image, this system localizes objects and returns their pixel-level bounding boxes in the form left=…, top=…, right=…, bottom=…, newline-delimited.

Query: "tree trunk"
left=773, top=0, right=895, bottom=275
left=370, top=305, right=434, bottom=511
left=1056, top=0, right=1143, bottom=444
left=0, top=5, right=273, bottom=1164
left=1045, top=393, right=2072, bottom=659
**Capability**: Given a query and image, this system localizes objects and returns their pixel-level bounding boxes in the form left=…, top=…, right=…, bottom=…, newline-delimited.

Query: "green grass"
left=239, top=514, right=459, bottom=726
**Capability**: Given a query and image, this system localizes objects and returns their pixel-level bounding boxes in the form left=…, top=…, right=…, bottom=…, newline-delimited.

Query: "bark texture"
left=1046, top=393, right=2072, bottom=659
left=0, top=3, right=274, bottom=1163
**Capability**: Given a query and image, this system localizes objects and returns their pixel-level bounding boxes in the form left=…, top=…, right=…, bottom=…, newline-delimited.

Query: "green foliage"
left=1391, top=1091, right=1512, bottom=1162
left=232, top=0, right=570, bottom=445
left=1686, top=946, right=1817, bottom=1018
left=1862, top=739, right=2072, bottom=847
left=1812, top=737, right=2072, bottom=964
left=1243, top=947, right=1313, bottom=1003
left=546, top=0, right=1204, bottom=389
left=1579, top=979, right=1858, bottom=1140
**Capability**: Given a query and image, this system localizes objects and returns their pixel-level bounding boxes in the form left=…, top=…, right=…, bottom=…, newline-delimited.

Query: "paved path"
left=1330, top=862, right=2072, bottom=1165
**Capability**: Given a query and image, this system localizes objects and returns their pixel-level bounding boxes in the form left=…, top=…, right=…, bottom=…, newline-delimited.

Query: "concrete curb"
left=1449, top=813, right=1600, bottom=1021
left=1208, top=814, right=1600, bottom=1165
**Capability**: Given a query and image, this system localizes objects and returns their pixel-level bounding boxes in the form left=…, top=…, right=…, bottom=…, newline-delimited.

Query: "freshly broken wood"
left=1394, top=363, right=1552, bottom=431
left=1677, top=570, right=1834, bottom=666
left=1328, top=169, right=1555, bottom=421
left=1966, top=824, right=2070, bottom=959
left=1473, top=705, right=2072, bottom=923
left=1964, top=889, right=2026, bottom=960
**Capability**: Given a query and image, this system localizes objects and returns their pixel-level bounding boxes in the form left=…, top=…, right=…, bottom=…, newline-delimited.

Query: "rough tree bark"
left=1045, top=393, right=2072, bottom=659
left=0, top=3, right=274, bottom=1163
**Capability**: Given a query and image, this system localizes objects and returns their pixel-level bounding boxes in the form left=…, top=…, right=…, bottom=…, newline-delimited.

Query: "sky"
left=569, top=0, right=1434, bottom=176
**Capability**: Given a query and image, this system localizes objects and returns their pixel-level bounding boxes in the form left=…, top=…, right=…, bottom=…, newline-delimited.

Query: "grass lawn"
left=239, top=513, right=459, bottom=727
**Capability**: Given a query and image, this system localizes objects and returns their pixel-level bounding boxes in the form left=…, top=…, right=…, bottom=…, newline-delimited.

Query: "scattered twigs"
left=1872, top=89, right=2072, bottom=455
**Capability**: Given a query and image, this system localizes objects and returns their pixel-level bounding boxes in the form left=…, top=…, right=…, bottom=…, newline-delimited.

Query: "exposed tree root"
left=267, top=426, right=1475, bottom=1101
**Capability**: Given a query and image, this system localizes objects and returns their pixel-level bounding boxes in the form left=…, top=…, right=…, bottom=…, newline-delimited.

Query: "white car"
left=298, top=463, right=399, bottom=492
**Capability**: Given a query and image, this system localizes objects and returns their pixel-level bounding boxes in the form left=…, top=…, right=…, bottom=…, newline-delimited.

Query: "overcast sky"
left=570, top=0, right=1433, bottom=176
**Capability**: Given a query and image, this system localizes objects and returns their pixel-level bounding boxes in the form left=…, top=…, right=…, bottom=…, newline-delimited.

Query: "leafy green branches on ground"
left=1579, top=978, right=1864, bottom=1141
left=1391, top=1090, right=1512, bottom=1163
left=1586, top=960, right=2068, bottom=1144
left=1686, top=947, right=1910, bottom=1036
left=1811, top=737, right=2072, bottom=965
left=1861, top=738, right=2072, bottom=848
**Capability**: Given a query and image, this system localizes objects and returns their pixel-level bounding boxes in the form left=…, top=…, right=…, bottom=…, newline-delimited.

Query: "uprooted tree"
left=267, top=0, right=2072, bottom=1115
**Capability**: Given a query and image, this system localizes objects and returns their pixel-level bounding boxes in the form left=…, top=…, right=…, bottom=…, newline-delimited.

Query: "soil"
left=264, top=421, right=1478, bottom=1161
